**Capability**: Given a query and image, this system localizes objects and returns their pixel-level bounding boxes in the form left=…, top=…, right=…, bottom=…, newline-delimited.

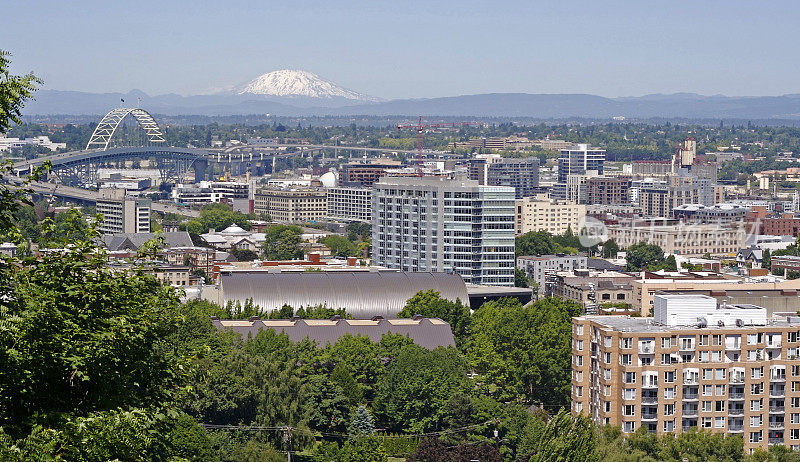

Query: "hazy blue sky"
left=4, top=0, right=800, bottom=99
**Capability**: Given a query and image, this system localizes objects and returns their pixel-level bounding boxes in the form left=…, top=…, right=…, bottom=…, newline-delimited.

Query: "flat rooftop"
left=578, top=315, right=800, bottom=333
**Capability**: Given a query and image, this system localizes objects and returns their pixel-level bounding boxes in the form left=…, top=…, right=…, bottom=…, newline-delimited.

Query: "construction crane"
left=396, top=116, right=476, bottom=176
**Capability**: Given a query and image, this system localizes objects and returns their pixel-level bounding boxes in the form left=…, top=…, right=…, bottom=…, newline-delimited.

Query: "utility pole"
left=284, top=426, right=292, bottom=462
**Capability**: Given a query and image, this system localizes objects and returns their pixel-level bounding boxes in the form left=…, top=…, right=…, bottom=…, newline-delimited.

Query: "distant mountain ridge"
left=21, top=89, right=800, bottom=120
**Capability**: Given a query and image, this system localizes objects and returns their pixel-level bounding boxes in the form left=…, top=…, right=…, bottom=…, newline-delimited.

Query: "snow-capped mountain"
left=236, top=70, right=381, bottom=102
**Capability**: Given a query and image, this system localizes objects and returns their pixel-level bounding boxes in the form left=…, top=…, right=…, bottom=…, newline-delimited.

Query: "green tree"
left=763, top=248, right=772, bottom=270
left=515, top=267, right=531, bottom=288
left=373, top=345, right=470, bottom=433
left=467, top=298, right=582, bottom=407
left=602, top=239, right=620, bottom=258
left=347, top=405, right=375, bottom=437
left=397, top=290, right=471, bottom=349
left=625, top=242, right=668, bottom=271
left=0, top=50, right=41, bottom=134
left=322, top=234, right=357, bottom=257
left=262, top=225, right=303, bottom=260
left=184, top=203, right=252, bottom=236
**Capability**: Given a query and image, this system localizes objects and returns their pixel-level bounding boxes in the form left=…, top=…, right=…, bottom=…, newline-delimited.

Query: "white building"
left=515, top=195, right=586, bottom=236
left=326, top=186, right=372, bottom=222
left=172, top=181, right=250, bottom=205
left=517, top=254, right=588, bottom=295
left=372, top=177, right=516, bottom=286
left=96, top=188, right=151, bottom=235
left=0, top=135, right=66, bottom=152
left=200, top=225, right=266, bottom=252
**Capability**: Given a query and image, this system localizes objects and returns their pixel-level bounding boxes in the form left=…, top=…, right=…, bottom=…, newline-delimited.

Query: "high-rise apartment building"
left=326, top=186, right=372, bottom=222
left=552, top=144, right=606, bottom=201
left=372, top=177, right=516, bottom=286
left=557, top=144, right=606, bottom=183
left=96, top=188, right=151, bottom=235
left=572, top=294, right=800, bottom=453
left=586, top=177, right=631, bottom=205
left=468, top=156, right=539, bottom=198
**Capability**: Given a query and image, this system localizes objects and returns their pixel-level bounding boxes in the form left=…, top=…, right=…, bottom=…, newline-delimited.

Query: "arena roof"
left=219, top=271, right=469, bottom=318
left=212, top=316, right=455, bottom=349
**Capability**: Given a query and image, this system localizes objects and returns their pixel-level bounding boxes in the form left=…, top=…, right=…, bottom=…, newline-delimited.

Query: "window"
left=661, top=337, right=672, bottom=349
left=702, top=369, right=713, bottom=380
left=661, top=353, right=673, bottom=365
left=604, top=336, right=612, bottom=347
left=620, top=337, right=632, bottom=349
left=699, top=351, right=710, bottom=362
left=793, top=397, right=800, bottom=409
left=715, top=368, right=726, bottom=380
left=623, top=421, right=635, bottom=433
left=751, top=415, right=763, bottom=427
left=752, top=367, right=764, bottom=379
left=624, top=372, right=636, bottom=384
left=711, top=351, right=722, bottom=362
left=699, top=335, right=709, bottom=346
left=604, top=369, right=612, bottom=380
left=575, top=355, right=583, bottom=366
left=664, top=387, right=676, bottom=399
left=623, top=388, right=636, bottom=400
left=574, top=386, right=583, bottom=397
left=751, top=399, right=763, bottom=411
left=702, top=385, right=713, bottom=396
left=664, top=371, right=675, bottom=383
left=715, top=385, right=726, bottom=396
left=712, top=335, right=722, bottom=346
left=702, top=401, right=712, bottom=412
left=623, top=405, right=636, bottom=416
left=715, top=401, right=725, bottom=412
left=701, top=417, right=712, bottom=428
left=791, top=413, right=800, bottom=424
left=714, top=417, right=725, bottom=428
left=604, top=352, right=612, bottom=364
left=750, top=431, right=762, bottom=443
left=640, top=356, right=652, bottom=366
left=792, top=429, right=800, bottom=441
left=575, top=340, right=584, bottom=351
left=663, top=420, right=675, bottom=432
left=620, top=354, right=632, bottom=366
left=574, top=371, right=583, bottom=381
left=604, top=401, right=611, bottom=412
left=751, top=383, right=762, bottom=395
left=575, top=325, right=584, bottom=336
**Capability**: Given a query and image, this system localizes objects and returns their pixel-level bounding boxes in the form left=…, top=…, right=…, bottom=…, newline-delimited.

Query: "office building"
left=172, top=181, right=250, bottom=205
left=253, top=188, right=327, bottom=223
left=372, top=177, right=516, bottom=286
left=572, top=294, right=800, bottom=453
left=515, top=195, right=586, bottom=236
left=326, top=186, right=372, bottom=222
left=96, top=188, right=151, bottom=235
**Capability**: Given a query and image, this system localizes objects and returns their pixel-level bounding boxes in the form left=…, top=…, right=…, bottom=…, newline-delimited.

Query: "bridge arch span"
left=86, top=107, right=166, bottom=150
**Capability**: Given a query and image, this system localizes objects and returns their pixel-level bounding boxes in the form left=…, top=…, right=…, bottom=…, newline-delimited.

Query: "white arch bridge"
left=13, top=107, right=319, bottom=186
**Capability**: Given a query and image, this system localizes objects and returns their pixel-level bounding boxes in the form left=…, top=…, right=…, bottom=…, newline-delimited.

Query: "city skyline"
left=5, top=0, right=800, bottom=99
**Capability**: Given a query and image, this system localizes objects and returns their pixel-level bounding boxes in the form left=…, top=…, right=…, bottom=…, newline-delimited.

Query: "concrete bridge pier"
left=194, top=159, right=207, bottom=183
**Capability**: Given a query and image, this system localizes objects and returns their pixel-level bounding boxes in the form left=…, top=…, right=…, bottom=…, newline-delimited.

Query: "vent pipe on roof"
left=290, top=315, right=301, bottom=322
left=372, top=315, right=384, bottom=322
left=412, top=314, right=424, bottom=320
left=330, top=315, right=342, bottom=321
left=249, top=316, right=260, bottom=322
left=210, top=316, right=220, bottom=321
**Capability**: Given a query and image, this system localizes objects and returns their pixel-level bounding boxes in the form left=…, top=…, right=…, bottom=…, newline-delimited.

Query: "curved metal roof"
left=219, top=271, right=469, bottom=318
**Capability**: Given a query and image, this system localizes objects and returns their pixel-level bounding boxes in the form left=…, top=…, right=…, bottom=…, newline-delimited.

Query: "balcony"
left=642, top=413, right=658, bottom=421
left=769, top=422, right=785, bottom=430
left=770, top=406, right=786, bottom=413
left=770, top=389, right=786, bottom=398
left=729, top=425, right=744, bottom=433
left=729, top=392, right=745, bottom=400
left=730, top=376, right=745, bottom=385
left=729, top=408, right=745, bottom=416
left=641, top=396, right=658, bottom=404
left=684, top=378, right=699, bottom=386
left=683, top=393, right=699, bottom=400
left=639, top=345, right=654, bottom=355
left=771, top=375, right=786, bottom=383
left=682, top=408, right=698, bottom=417
left=769, top=437, right=784, bottom=445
